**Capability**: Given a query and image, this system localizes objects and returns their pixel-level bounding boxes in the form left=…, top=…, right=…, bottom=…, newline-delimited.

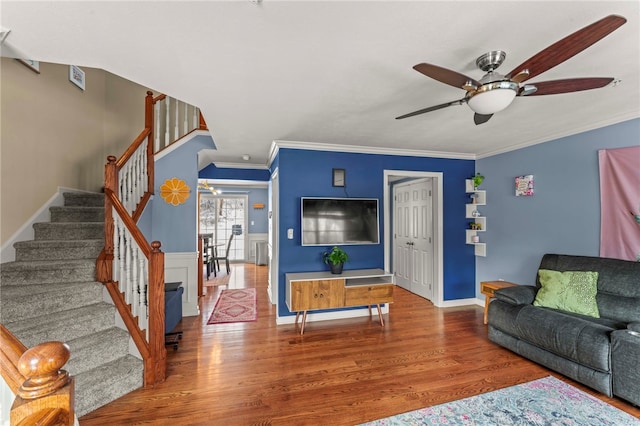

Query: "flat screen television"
left=301, top=197, right=380, bottom=246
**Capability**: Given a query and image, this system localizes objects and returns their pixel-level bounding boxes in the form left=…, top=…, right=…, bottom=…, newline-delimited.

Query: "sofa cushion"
left=534, top=269, right=600, bottom=318
left=537, top=254, right=640, bottom=323
left=489, top=301, right=614, bottom=372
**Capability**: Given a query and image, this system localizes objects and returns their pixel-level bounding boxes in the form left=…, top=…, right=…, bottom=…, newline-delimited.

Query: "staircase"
left=0, top=192, right=143, bottom=417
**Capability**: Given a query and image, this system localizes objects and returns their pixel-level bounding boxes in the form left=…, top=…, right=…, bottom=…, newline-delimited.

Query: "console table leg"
left=300, top=311, right=308, bottom=335
left=376, top=304, right=384, bottom=326
left=295, top=311, right=300, bottom=326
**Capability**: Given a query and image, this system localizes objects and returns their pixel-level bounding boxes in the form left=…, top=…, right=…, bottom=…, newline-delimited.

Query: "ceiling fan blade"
left=413, top=63, right=480, bottom=90
left=474, top=113, right=493, bottom=125
left=519, top=77, right=614, bottom=96
left=396, top=99, right=466, bottom=120
left=506, top=15, right=626, bottom=83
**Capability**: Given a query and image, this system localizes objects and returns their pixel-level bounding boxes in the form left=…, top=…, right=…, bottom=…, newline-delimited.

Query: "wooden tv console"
left=285, top=268, right=394, bottom=335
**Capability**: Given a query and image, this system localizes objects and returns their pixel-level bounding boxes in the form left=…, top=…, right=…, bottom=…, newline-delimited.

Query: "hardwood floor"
left=80, top=263, right=639, bottom=425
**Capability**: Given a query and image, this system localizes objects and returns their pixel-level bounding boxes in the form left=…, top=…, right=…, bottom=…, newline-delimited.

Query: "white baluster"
left=141, top=139, right=148, bottom=195
left=131, top=244, right=139, bottom=317
left=113, top=211, right=121, bottom=284
left=193, top=107, right=199, bottom=130
left=154, top=101, right=160, bottom=153
left=124, top=233, right=133, bottom=308
left=174, top=99, right=180, bottom=141
left=183, top=102, right=188, bottom=136
left=164, top=98, right=170, bottom=149
left=118, top=219, right=126, bottom=293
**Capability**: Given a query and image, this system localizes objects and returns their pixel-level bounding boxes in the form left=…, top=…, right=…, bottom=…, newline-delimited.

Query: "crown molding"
left=212, top=161, right=269, bottom=170
left=267, top=140, right=476, bottom=167
left=475, top=112, right=640, bottom=159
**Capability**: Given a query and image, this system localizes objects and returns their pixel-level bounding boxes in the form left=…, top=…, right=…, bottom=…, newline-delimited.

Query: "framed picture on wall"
left=69, top=65, right=85, bottom=90
left=17, top=59, right=40, bottom=74
left=515, top=175, right=534, bottom=196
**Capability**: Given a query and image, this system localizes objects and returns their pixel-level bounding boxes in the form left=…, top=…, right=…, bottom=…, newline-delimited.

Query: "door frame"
left=383, top=170, right=444, bottom=307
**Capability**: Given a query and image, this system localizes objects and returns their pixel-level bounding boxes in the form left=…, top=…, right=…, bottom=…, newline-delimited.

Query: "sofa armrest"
left=494, top=285, right=537, bottom=305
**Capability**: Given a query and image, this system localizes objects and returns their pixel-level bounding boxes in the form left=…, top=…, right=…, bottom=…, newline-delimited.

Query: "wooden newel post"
left=11, top=341, right=75, bottom=426
left=17, top=342, right=71, bottom=399
left=96, top=156, right=118, bottom=283
left=145, top=91, right=154, bottom=130
left=145, top=240, right=166, bottom=386
left=146, top=91, right=155, bottom=195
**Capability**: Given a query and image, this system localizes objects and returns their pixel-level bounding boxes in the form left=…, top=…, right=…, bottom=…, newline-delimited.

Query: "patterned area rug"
left=207, top=288, right=257, bottom=324
left=361, top=376, right=640, bottom=425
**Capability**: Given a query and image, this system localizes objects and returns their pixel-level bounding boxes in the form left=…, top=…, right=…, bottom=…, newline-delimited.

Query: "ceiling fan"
left=396, top=15, right=627, bottom=125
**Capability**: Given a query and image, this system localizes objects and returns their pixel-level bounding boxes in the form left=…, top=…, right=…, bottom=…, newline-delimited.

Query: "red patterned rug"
left=207, top=288, right=257, bottom=324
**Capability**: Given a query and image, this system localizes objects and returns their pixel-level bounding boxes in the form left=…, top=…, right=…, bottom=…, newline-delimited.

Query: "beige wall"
left=0, top=58, right=149, bottom=245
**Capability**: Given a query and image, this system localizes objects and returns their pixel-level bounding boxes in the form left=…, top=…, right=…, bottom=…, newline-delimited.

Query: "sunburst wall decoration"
left=160, top=177, right=191, bottom=206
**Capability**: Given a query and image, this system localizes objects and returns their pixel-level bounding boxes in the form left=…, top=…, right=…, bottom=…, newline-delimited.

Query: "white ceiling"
left=2, top=1, right=639, bottom=167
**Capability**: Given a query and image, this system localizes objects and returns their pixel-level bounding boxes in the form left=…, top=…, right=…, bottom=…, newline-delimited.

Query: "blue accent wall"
left=200, top=164, right=270, bottom=181
left=475, top=118, right=640, bottom=295
left=248, top=188, right=269, bottom=234
left=276, top=148, right=476, bottom=317
left=153, top=135, right=215, bottom=252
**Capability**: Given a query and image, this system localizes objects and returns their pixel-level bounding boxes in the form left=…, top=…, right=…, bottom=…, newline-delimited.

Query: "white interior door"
left=393, top=179, right=434, bottom=301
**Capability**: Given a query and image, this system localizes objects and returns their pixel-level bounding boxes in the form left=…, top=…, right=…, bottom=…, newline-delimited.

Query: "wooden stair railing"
left=0, top=324, right=74, bottom=426
left=96, top=91, right=207, bottom=387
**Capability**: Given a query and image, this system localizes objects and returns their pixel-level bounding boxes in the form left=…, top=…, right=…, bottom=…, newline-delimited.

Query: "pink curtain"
left=599, top=146, right=640, bottom=261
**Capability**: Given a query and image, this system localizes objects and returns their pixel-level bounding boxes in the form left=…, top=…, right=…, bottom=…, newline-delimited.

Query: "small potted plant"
left=472, top=172, right=485, bottom=190
left=323, top=246, right=349, bottom=274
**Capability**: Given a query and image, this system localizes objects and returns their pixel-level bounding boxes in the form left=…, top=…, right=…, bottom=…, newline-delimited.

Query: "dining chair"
left=214, top=233, right=234, bottom=275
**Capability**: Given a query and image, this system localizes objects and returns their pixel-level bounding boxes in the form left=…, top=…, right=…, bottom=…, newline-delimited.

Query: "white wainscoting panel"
left=165, top=252, right=199, bottom=316
left=247, top=233, right=268, bottom=263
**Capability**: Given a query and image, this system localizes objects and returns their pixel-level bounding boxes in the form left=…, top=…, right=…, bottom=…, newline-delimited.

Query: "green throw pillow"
left=533, top=269, right=600, bottom=318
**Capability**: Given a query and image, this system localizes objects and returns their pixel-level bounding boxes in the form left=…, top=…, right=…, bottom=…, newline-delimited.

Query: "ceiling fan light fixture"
left=467, top=81, right=518, bottom=115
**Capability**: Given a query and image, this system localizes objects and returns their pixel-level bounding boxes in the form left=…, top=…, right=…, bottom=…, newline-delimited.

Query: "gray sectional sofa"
left=488, top=253, right=640, bottom=406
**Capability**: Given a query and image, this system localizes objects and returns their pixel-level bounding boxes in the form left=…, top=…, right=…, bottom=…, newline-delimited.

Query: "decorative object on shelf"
left=472, top=172, right=485, bottom=189
left=17, top=59, right=40, bottom=74
left=69, top=65, right=85, bottom=90
left=465, top=177, right=487, bottom=257
left=332, top=168, right=346, bottom=187
left=322, top=246, right=349, bottom=274
left=160, top=177, right=191, bottom=206
left=515, top=174, right=534, bottom=196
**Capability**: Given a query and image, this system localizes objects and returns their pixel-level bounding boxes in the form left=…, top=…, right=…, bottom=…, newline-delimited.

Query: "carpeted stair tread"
left=0, top=190, right=145, bottom=417
left=63, top=192, right=104, bottom=207
left=14, top=239, right=104, bottom=261
left=0, top=259, right=96, bottom=285
left=33, top=222, right=104, bottom=240
left=5, top=303, right=116, bottom=348
left=50, top=206, right=104, bottom=223
left=74, top=354, right=143, bottom=417
left=0, top=281, right=103, bottom=323
left=65, top=327, right=131, bottom=376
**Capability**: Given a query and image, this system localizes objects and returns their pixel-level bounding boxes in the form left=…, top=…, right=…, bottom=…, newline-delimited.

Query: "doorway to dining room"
left=199, top=194, right=248, bottom=262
